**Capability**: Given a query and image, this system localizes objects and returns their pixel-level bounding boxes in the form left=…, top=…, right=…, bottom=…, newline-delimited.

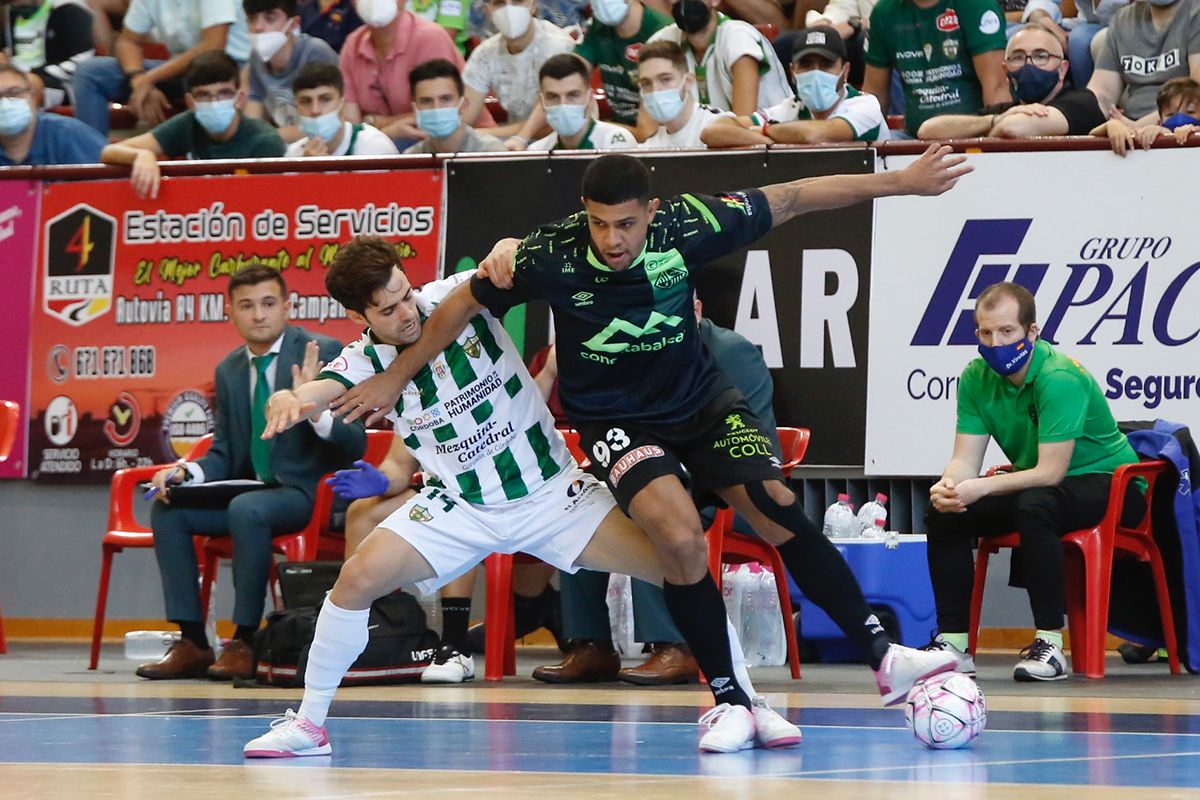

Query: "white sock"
left=298, top=599, right=370, bottom=727
left=725, top=617, right=757, bottom=699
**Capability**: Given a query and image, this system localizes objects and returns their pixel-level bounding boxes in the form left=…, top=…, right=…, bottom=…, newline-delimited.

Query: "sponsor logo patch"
left=608, top=444, right=665, bottom=486
left=979, top=9, right=1000, bottom=35
left=936, top=10, right=959, bottom=31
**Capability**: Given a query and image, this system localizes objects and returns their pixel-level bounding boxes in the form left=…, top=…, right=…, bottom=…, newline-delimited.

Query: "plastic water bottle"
left=822, top=493, right=858, bottom=539
left=753, top=565, right=786, bottom=667
left=858, top=493, right=889, bottom=534
left=861, top=517, right=887, bottom=540
left=720, top=563, right=747, bottom=648
left=606, top=572, right=637, bottom=656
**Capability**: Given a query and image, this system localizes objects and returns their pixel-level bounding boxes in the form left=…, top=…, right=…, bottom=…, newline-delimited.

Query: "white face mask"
left=251, top=30, right=289, bottom=61
left=492, top=4, right=533, bottom=39
left=357, top=0, right=399, bottom=27
left=591, top=0, right=629, bottom=26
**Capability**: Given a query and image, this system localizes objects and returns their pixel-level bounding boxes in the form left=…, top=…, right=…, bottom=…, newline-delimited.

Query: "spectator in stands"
left=297, top=0, right=363, bottom=52
left=918, top=25, right=1105, bottom=137
left=646, top=0, right=793, bottom=115
left=244, top=0, right=339, bottom=143
left=1059, top=0, right=1129, bottom=88
left=706, top=25, right=889, bottom=146
left=528, top=52, right=636, bottom=148
left=635, top=39, right=733, bottom=147
left=409, top=0, right=470, bottom=53
left=73, top=0, right=252, bottom=136
left=1093, top=75, right=1200, bottom=155
left=572, top=0, right=671, bottom=127
left=1086, top=0, right=1200, bottom=127
left=862, top=0, right=1008, bottom=138
left=461, top=0, right=575, bottom=141
left=285, top=62, right=398, bottom=155
left=405, top=58, right=505, bottom=152
left=922, top=281, right=1143, bottom=683
left=339, top=0, right=473, bottom=145
left=0, top=0, right=96, bottom=109
left=134, top=265, right=365, bottom=682
left=0, top=64, right=106, bottom=165
left=86, top=0, right=130, bottom=54
left=100, top=52, right=285, bottom=198
left=796, top=0, right=872, bottom=86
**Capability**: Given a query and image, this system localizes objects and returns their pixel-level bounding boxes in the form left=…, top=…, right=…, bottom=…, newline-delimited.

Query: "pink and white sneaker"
left=698, top=703, right=756, bottom=753
left=751, top=696, right=802, bottom=749
left=874, top=643, right=958, bottom=706
left=244, top=709, right=331, bottom=758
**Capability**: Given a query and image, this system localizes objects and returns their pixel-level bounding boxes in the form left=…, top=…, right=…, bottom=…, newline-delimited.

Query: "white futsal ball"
left=904, top=672, right=987, bottom=750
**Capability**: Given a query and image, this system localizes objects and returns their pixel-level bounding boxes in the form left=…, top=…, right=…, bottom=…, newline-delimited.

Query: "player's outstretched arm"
left=263, top=379, right=346, bottom=439
left=330, top=281, right=487, bottom=425
left=760, top=143, right=972, bottom=228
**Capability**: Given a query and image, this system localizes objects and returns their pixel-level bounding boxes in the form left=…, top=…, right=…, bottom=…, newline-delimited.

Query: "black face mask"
left=672, top=0, right=711, bottom=33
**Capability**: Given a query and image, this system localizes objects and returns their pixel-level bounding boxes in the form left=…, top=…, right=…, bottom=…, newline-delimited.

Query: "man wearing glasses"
left=918, top=25, right=1105, bottom=138
left=0, top=65, right=106, bottom=166
left=101, top=51, right=285, bottom=199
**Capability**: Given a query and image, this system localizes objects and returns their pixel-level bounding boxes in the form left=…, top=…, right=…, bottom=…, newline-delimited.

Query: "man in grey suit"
left=137, top=264, right=366, bottom=681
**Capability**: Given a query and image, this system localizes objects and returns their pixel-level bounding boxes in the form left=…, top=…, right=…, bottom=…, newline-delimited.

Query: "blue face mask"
left=1008, top=64, right=1060, bottom=104
left=545, top=102, right=588, bottom=137
left=1162, top=112, right=1200, bottom=131
left=978, top=337, right=1034, bottom=376
left=194, top=98, right=237, bottom=135
left=793, top=69, right=841, bottom=112
left=416, top=106, right=461, bottom=139
left=300, top=109, right=342, bottom=142
left=642, top=86, right=688, bottom=124
left=0, top=96, right=33, bottom=136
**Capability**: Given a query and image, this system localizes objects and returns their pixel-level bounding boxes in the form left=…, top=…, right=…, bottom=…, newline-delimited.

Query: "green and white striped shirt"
left=318, top=274, right=571, bottom=505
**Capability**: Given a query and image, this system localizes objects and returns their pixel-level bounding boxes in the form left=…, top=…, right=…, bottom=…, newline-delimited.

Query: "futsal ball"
left=904, top=672, right=987, bottom=750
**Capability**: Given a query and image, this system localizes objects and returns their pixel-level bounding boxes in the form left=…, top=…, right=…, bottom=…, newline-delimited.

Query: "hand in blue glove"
left=326, top=459, right=390, bottom=499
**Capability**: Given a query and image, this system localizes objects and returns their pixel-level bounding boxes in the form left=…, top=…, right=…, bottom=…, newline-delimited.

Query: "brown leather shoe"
left=618, top=644, right=699, bottom=685
left=135, top=638, right=215, bottom=680
left=206, top=639, right=255, bottom=681
left=531, top=641, right=620, bottom=683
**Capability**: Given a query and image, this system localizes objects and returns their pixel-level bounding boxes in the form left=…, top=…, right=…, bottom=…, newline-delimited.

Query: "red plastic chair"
left=967, top=460, right=1180, bottom=679
left=704, top=427, right=810, bottom=680
left=753, top=22, right=779, bottom=42
left=313, top=429, right=397, bottom=561
left=0, top=400, right=17, bottom=654
left=89, top=435, right=214, bottom=669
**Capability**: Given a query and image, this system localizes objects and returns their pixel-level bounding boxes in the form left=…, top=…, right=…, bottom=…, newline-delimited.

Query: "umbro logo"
left=710, top=677, right=730, bottom=688
left=572, top=291, right=594, bottom=306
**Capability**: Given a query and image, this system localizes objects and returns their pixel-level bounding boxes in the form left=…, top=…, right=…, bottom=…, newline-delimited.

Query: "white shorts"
left=377, top=464, right=617, bottom=594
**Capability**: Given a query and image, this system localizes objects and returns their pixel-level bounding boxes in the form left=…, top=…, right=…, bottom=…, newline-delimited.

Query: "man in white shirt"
left=461, top=0, right=575, bottom=140
left=705, top=25, right=888, bottom=146
left=285, top=62, right=399, bottom=157
left=529, top=52, right=635, bottom=149
left=637, top=39, right=733, bottom=148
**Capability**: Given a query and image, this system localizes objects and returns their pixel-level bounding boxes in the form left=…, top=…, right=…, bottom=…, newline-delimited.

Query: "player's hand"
left=291, top=340, right=325, bottom=386
left=1174, top=123, right=1199, bottom=144
left=478, top=237, right=521, bottom=289
left=328, top=371, right=404, bottom=426
left=326, top=459, right=390, bottom=499
left=130, top=149, right=161, bottom=199
left=303, top=135, right=330, bottom=157
left=263, top=389, right=316, bottom=438
left=898, top=144, right=973, bottom=197
left=149, top=462, right=186, bottom=504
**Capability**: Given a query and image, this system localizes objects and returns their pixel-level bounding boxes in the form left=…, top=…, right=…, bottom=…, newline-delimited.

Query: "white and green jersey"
left=317, top=274, right=571, bottom=506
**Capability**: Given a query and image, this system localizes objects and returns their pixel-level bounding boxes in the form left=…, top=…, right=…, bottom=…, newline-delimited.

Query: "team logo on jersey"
left=582, top=311, right=684, bottom=357
left=943, top=38, right=959, bottom=59
left=936, top=10, right=959, bottom=31
left=327, top=356, right=348, bottom=374
left=409, top=505, right=433, bottom=522
left=44, top=395, right=78, bottom=446
left=103, top=391, right=141, bottom=446
left=719, top=192, right=754, bottom=216
left=463, top=336, right=482, bottom=359
left=625, top=43, right=642, bottom=63
left=43, top=204, right=116, bottom=326
left=433, top=360, right=448, bottom=380
left=161, top=390, right=213, bottom=459
left=572, top=291, right=595, bottom=306
left=923, top=43, right=933, bottom=61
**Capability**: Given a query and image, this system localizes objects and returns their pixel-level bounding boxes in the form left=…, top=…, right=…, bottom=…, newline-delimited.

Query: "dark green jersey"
left=470, top=189, right=773, bottom=425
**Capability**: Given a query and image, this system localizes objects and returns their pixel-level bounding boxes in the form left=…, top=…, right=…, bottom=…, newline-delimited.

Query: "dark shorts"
left=575, top=388, right=784, bottom=512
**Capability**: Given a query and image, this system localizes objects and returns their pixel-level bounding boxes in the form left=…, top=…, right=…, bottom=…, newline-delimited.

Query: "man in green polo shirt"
left=573, top=0, right=670, bottom=127
left=923, top=281, right=1143, bottom=682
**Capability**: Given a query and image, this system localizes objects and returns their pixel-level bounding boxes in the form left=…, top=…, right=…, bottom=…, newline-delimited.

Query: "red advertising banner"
left=0, top=180, right=40, bottom=478
left=27, top=168, right=442, bottom=483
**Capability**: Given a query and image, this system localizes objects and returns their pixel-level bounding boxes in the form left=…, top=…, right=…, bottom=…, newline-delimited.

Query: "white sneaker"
left=243, top=709, right=331, bottom=758
left=750, top=696, right=801, bottom=749
left=874, top=643, right=957, bottom=706
left=921, top=637, right=977, bottom=677
left=421, top=644, right=475, bottom=684
left=698, top=703, right=756, bottom=753
left=1013, top=637, right=1068, bottom=682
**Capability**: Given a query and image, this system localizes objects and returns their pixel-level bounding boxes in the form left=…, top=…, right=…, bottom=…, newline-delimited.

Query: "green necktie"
left=251, top=353, right=278, bottom=484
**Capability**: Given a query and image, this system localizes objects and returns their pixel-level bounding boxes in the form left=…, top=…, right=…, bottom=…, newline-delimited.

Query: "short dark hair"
left=293, top=62, right=344, bottom=96
left=581, top=154, right=651, bottom=206
left=539, top=53, right=590, bottom=86
left=186, top=50, right=240, bottom=91
left=243, top=0, right=297, bottom=15
left=0, top=64, right=31, bottom=88
left=409, top=58, right=464, bottom=97
left=637, top=40, right=688, bottom=74
left=228, top=264, right=287, bottom=298
left=975, top=282, right=1036, bottom=329
left=1157, top=76, right=1200, bottom=116
left=326, top=237, right=406, bottom=314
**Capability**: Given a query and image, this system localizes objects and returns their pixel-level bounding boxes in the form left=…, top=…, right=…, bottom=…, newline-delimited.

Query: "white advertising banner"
left=867, top=149, right=1200, bottom=476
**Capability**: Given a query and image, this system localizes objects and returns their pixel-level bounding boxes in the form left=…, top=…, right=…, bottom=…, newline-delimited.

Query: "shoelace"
left=698, top=703, right=735, bottom=728
left=1019, top=638, right=1057, bottom=664
left=433, top=646, right=462, bottom=665
left=269, top=710, right=302, bottom=731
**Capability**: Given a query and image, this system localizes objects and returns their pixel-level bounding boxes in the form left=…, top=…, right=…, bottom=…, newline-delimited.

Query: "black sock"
left=662, top=574, right=751, bottom=708
left=234, top=624, right=258, bottom=645
left=178, top=621, right=208, bottom=650
left=775, top=534, right=891, bottom=669
left=440, top=597, right=472, bottom=651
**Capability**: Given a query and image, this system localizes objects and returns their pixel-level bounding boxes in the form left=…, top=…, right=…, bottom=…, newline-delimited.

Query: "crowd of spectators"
left=1, top=0, right=1199, bottom=167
